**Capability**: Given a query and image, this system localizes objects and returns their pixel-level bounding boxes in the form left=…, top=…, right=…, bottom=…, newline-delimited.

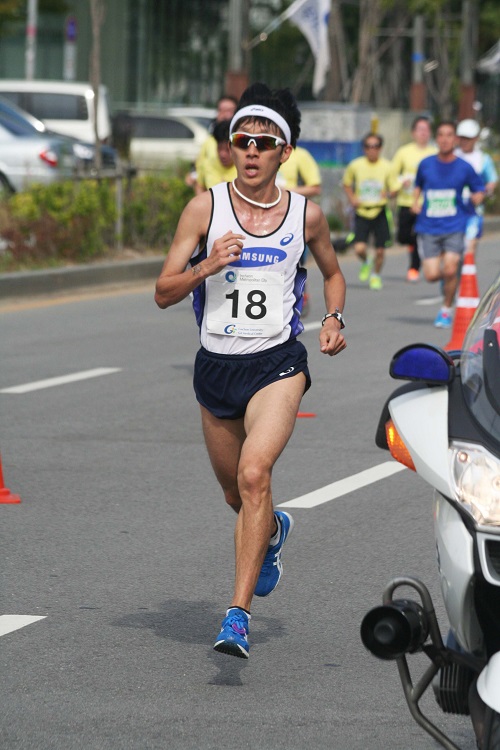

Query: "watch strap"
left=321, top=311, right=345, bottom=329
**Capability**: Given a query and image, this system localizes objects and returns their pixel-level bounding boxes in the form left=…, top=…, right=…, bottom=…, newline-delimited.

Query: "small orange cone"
left=0, top=454, right=21, bottom=504
left=444, top=249, right=480, bottom=352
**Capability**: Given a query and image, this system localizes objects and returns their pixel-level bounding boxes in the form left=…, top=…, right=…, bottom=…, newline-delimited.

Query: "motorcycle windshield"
left=461, top=272, right=500, bottom=443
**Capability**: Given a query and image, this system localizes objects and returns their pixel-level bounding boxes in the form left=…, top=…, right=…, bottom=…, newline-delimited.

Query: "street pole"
left=459, top=0, right=477, bottom=119
left=25, top=0, right=38, bottom=80
left=225, top=0, right=248, bottom=99
left=410, top=15, right=426, bottom=111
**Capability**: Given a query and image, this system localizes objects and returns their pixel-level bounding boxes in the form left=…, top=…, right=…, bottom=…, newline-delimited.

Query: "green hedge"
left=0, top=171, right=193, bottom=272
left=123, top=173, right=192, bottom=249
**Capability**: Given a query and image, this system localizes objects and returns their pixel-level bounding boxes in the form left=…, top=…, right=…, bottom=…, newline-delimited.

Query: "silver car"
left=0, top=97, right=75, bottom=194
left=112, top=110, right=210, bottom=171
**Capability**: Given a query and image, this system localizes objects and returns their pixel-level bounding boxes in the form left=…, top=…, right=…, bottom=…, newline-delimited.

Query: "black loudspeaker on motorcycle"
left=360, top=599, right=429, bottom=660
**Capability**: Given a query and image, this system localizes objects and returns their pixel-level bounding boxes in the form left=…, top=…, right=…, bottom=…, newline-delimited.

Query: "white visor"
left=229, top=105, right=291, bottom=145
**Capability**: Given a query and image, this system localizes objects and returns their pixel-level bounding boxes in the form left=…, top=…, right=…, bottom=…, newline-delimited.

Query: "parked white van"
left=0, top=80, right=112, bottom=143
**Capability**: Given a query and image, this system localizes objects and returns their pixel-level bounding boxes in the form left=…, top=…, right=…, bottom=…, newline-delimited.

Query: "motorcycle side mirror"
left=483, top=329, right=500, bottom=413
left=389, top=343, right=455, bottom=384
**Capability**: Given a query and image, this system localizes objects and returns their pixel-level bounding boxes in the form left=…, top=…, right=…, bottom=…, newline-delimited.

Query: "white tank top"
left=190, top=182, right=307, bottom=355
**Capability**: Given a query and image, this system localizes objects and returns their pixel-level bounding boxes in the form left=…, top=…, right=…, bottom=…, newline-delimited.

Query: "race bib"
left=359, top=179, right=384, bottom=203
left=426, top=189, right=457, bottom=217
left=206, top=268, right=284, bottom=338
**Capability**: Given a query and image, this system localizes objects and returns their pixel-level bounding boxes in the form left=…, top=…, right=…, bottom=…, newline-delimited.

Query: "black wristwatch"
left=321, top=309, right=345, bottom=329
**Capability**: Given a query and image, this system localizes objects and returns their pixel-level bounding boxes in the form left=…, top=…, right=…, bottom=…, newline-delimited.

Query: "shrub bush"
left=123, top=173, right=192, bottom=249
left=0, top=170, right=194, bottom=271
left=2, top=180, right=116, bottom=267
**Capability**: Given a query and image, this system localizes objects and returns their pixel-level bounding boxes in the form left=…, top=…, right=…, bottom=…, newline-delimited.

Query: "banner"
left=476, top=40, right=500, bottom=75
left=286, top=0, right=331, bottom=96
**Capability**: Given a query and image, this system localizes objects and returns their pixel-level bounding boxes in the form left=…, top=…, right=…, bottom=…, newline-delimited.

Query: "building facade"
left=0, top=0, right=232, bottom=111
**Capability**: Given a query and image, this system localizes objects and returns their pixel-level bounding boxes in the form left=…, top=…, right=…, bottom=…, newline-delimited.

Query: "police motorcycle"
left=360, top=273, right=500, bottom=749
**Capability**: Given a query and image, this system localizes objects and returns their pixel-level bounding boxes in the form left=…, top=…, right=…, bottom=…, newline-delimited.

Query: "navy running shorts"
left=193, top=338, right=311, bottom=420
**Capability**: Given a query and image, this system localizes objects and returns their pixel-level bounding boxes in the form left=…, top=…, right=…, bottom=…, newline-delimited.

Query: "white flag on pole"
left=285, top=0, right=331, bottom=96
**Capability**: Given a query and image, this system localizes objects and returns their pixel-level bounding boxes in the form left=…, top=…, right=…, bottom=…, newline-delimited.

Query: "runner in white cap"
left=455, top=119, right=498, bottom=257
left=155, top=82, right=346, bottom=659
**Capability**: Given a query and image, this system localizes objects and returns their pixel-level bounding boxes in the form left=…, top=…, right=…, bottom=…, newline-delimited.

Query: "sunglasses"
left=230, top=132, right=286, bottom=151
left=364, top=143, right=381, bottom=150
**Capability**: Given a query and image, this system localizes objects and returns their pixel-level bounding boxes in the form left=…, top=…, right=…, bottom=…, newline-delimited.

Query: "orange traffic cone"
left=0, top=454, right=21, bottom=504
left=444, top=249, right=480, bottom=352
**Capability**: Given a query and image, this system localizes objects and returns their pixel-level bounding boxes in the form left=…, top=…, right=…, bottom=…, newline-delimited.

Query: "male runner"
left=155, top=82, right=346, bottom=659
left=412, top=121, right=485, bottom=329
left=455, top=118, right=498, bottom=257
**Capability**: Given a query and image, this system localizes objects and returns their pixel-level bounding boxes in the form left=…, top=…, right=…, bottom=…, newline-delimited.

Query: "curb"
left=1, top=216, right=500, bottom=300
left=0, top=256, right=165, bottom=299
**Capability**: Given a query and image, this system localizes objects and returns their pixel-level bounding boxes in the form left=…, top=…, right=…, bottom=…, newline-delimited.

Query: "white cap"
left=456, top=119, right=480, bottom=138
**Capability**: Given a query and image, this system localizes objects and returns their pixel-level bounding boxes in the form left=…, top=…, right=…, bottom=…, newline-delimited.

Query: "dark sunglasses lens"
left=258, top=136, right=278, bottom=151
left=231, top=134, right=279, bottom=151
left=231, top=134, right=250, bottom=149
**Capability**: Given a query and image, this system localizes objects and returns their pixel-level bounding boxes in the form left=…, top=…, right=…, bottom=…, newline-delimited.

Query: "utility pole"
left=459, top=0, right=477, bottom=119
left=410, top=15, right=426, bottom=111
left=89, top=0, right=105, bottom=170
left=136, top=0, right=147, bottom=104
left=25, top=0, right=38, bottom=80
left=225, top=0, right=248, bottom=99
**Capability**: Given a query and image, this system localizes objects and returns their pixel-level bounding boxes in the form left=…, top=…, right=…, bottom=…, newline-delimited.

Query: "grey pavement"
left=4, top=231, right=500, bottom=749
left=2, top=215, right=500, bottom=300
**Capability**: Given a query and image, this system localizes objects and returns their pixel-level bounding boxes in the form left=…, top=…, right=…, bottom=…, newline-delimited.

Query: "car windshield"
left=29, top=92, right=88, bottom=121
left=461, top=272, right=500, bottom=443
left=0, top=100, right=39, bottom=136
left=131, top=116, right=195, bottom=139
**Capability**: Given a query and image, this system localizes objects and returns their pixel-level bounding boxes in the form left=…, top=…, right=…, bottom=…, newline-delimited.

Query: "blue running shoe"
left=254, top=511, right=294, bottom=597
left=434, top=309, right=452, bottom=329
left=213, top=608, right=250, bottom=659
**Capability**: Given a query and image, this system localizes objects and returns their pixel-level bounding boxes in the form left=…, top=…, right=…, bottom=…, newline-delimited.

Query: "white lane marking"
left=278, top=461, right=406, bottom=508
left=302, top=321, right=321, bottom=333
left=415, top=296, right=443, bottom=306
left=0, top=615, right=46, bottom=636
left=0, top=367, right=122, bottom=394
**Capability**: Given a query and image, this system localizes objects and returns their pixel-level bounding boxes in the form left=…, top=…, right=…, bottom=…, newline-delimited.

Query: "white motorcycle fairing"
left=477, top=652, right=500, bottom=712
left=434, top=493, right=482, bottom=653
left=388, top=386, right=452, bottom=497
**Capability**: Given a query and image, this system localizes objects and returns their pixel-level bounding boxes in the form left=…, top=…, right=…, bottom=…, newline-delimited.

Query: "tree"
left=324, top=0, right=349, bottom=100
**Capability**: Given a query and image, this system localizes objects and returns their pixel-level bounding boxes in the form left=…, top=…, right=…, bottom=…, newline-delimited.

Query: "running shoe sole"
left=213, top=639, right=249, bottom=659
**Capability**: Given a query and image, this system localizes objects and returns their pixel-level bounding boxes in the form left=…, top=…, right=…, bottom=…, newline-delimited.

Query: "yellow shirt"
left=277, top=146, right=321, bottom=189
left=342, top=156, right=397, bottom=219
left=195, top=135, right=217, bottom=189
left=390, top=142, right=437, bottom=207
left=203, top=160, right=237, bottom=189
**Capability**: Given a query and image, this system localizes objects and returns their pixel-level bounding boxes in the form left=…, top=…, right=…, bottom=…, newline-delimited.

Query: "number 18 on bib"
left=206, top=269, right=284, bottom=338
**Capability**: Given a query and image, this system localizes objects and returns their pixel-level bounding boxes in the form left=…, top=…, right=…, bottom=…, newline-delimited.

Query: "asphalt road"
left=2, top=236, right=500, bottom=750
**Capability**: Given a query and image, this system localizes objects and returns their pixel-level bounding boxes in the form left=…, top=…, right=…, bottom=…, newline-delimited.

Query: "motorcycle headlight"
left=450, top=441, right=500, bottom=526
